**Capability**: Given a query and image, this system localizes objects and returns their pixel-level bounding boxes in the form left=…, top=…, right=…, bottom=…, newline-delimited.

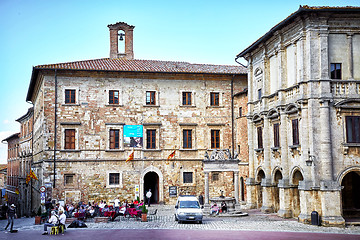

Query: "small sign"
left=135, top=185, right=139, bottom=199
left=169, top=186, right=177, bottom=197
left=41, top=192, right=46, bottom=204
left=40, top=186, right=46, bottom=193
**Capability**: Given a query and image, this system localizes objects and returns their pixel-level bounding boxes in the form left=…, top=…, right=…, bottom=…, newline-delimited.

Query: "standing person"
left=146, top=189, right=152, bottom=207
left=42, top=211, right=58, bottom=235
left=114, top=198, right=120, bottom=212
left=5, top=204, right=17, bottom=232
left=198, top=194, right=204, bottom=207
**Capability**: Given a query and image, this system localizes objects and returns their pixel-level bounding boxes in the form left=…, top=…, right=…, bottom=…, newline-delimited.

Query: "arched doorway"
left=273, top=170, right=283, bottom=213
left=256, top=169, right=265, bottom=209
left=144, top=172, right=159, bottom=205
left=292, top=170, right=303, bottom=218
left=341, top=171, right=360, bottom=218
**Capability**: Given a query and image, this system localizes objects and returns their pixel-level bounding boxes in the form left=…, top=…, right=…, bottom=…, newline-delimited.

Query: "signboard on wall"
left=135, top=185, right=139, bottom=199
left=169, top=186, right=177, bottom=197
left=124, top=125, right=143, bottom=148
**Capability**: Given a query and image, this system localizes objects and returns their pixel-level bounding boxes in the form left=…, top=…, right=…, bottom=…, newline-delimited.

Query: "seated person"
left=42, top=211, right=59, bottom=235
left=88, top=206, right=95, bottom=217
left=211, top=203, right=219, bottom=215
left=221, top=201, right=227, bottom=213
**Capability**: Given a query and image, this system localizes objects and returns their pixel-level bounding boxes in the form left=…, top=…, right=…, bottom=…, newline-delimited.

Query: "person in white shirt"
left=42, top=211, right=59, bottom=235
left=58, top=210, right=66, bottom=225
left=146, top=189, right=152, bottom=207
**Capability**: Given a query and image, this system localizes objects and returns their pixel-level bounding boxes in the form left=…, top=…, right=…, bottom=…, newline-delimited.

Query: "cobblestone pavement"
left=1, top=205, right=360, bottom=235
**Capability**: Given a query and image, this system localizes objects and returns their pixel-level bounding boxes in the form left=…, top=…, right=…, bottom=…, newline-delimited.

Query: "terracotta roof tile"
left=35, top=58, right=246, bottom=75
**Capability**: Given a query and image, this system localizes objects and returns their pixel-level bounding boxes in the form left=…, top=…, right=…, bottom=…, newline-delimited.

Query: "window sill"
left=289, top=145, right=300, bottom=150
left=60, top=150, right=81, bottom=152
left=271, top=147, right=280, bottom=152
left=105, top=149, right=124, bottom=152
left=206, top=106, right=224, bottom=109
left=143, top=105, right=160, bottom=107
left=342, top=143, right=360, bottom=155
left=143, top=149, right=162, bottom=152
left=254, top=148, right=264, bottom=153
left=179, top=148, right=198, bottom=151
left=62, top=104, right=80, bottom=106
left=105, top=104, right=123, bottom=107
left=289, top=145, right=301, bottom=156
left=106, top=184, right=122, bottom=188
left=180, top=105, right=196, bottom=108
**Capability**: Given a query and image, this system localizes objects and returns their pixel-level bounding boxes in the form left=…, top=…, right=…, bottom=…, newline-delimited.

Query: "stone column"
left=234, top=171, right=241, bottom=210
left=278, top=179, right=292, bottom=218
left=319, top=30, right=329, bottom=80
left=261, top=117, right=273, bottom=213
left=204, top=172, right=210, bottom=207
left=347, top=33, right=354, bottom=80
left=320, top=189, right=345, bottom=227
left=319, top=100, right=333, bottom=181
left=246, top=119, right=257, bottom=209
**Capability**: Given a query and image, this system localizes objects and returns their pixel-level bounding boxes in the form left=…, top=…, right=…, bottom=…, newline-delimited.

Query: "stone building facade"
left=25, top=22, right=248, bottom=211
left=2, top=133, right=20, bottom=211
left=237, top=6, right=360, bottom=226
left=16, top=108, right=34, bottom=216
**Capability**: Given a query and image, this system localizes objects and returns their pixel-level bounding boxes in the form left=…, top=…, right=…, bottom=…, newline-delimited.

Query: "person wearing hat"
left=5, top=204, right=17, bottom=232
left=42, top=210, right=59, bottom=235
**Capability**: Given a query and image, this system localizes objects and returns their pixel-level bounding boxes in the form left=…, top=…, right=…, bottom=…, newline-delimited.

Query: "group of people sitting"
left=210, top=201, right=228, bottom=215
left=42, top=210, right=66, bottom=235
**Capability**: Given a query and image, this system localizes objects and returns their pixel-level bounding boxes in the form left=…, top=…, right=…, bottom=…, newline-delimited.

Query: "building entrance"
left=341, top=171, right=360, bottom=218
left=144, top=171, right=159, bottom=204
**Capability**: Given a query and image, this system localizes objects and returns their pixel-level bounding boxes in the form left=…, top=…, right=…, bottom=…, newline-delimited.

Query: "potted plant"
left=141, top=203, right=148, bottom=222
left=34, top=206, right=42, bottom=225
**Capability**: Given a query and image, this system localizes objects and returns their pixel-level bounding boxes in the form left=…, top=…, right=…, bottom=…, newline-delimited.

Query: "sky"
left=0, top=0, right=359, bottom=164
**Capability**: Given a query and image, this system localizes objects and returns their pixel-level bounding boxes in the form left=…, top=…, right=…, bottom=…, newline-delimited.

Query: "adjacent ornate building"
left=237, top=6, right=360, bottom=226
left=25, top=22, right=248, bottom=211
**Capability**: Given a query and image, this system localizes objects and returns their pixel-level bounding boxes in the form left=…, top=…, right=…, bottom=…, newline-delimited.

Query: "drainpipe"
left=231, top=75, right=235, bottom=159
left=53, top=70, right=57, bottom=188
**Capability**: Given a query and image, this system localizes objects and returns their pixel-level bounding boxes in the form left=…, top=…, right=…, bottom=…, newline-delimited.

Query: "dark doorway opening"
left=144, top=171, right=159, bottom=205
left=342, top=171, right=360, bottom=218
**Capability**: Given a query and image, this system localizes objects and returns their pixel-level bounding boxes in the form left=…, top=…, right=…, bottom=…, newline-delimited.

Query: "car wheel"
left=175, top=215, right=178, bottom=221
left=198, top=220, right=202, bottom=224
left=178, top=220, right=182, bottom=224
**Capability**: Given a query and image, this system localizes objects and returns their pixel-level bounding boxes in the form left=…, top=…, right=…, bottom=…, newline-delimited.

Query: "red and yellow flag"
left=126, top=150, right=134, bottom=162
left=26, top=174, right=31, bottom=184
left=29, top=170, right=38, bottom=180
left=15, top=188, right=19, bottom=195
left=167, top=150, right=176, bottom=161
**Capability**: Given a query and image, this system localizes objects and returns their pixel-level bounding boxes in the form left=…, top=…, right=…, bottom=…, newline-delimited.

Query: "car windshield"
left=179, top=200, right=200, bottom=208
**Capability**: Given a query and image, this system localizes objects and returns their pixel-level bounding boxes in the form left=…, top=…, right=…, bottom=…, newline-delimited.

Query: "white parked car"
left=174, top=195, right=203, bottom=224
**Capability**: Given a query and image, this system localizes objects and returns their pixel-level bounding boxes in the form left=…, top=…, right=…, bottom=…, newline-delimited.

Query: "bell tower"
left=108, top=22, right=135, bottom=60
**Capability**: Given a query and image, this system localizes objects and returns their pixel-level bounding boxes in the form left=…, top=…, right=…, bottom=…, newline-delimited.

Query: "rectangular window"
left=109, top=173, right=120, bottom=185
left=211, top=130, right=220, bottom=149
left=257, top=127, right=263, bottom=149
left=212, top=172, right=219, bottom=182
left=65, top=89, right=76, bottom=104
left=146, top=91, right=156, bottom=105
left=64, top=174, right=74, bottom=185
left=258, top=89, right=262, bottom=100
left=183, top=172, right=193, bottom=184
left=182, top=92, right=192, bottom=105
left=346, top=116, right=360, bottom=143
left=109, top=90, right=119, bottom=104
left=146, top=129, right=156, bottom=149
left=65, top=129, right=75, bottom=149
left=210, top=92, right=219, bottom=106
left=109, top=129, right=120, bottom=149
left=292, top=119, right=299, bottom=145
left=239, top=107, right=243, bottom=117
left=183, top=130, right=192, bottom=149
left=330, top=63, right=342, bottom=79
left=273, top=123, right=280, bottom=148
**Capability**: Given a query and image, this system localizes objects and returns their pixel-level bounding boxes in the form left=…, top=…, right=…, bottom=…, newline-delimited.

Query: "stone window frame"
left=60, top=123, right=80, bottom=151
left=144, top=90, right=160, bottom=107
left=207, top=91, right=223, bottom=108
left=179, top=90, right=196, bottom=107
left=106, top=88, right=123, bottom=106
left=106, top=171, right=122, bottom=188
left=180, top=169, right=195, bottom=186
left=64, top=173, right=76, bottom=188
left=105, top=123, right=124, bottom=151
left=143, top=123, right=161, bottom=151
left=62, top=87, right=80, bottom=105
left=179, top=123, right=197, bottom=151
left=207, top=124, right=224, bottom=150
